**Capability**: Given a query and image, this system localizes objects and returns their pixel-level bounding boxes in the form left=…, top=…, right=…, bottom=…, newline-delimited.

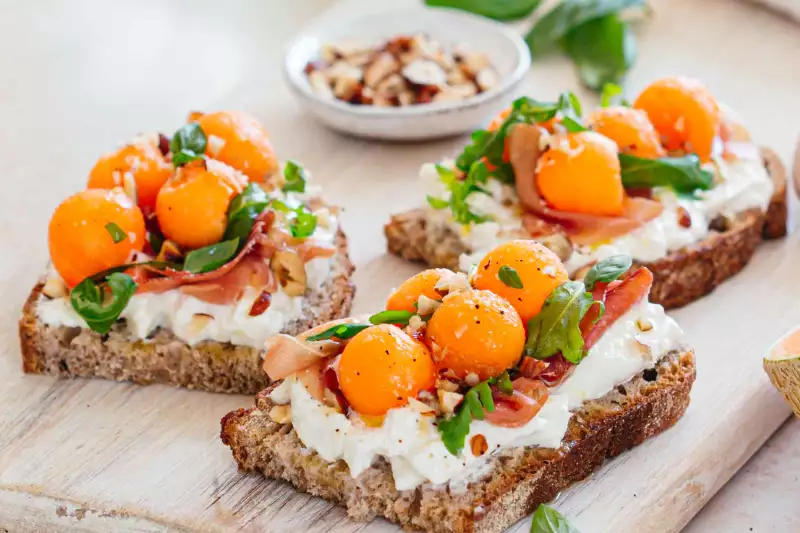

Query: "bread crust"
left=221, top=349, right=696, bottom=533
left=18, top=229, right=355, bottom=395
left=385, top=148, right=788, bottom=309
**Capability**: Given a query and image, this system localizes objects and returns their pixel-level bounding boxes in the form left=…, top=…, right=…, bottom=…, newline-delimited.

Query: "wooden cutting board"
left=1, top=0, right=799, bottom=532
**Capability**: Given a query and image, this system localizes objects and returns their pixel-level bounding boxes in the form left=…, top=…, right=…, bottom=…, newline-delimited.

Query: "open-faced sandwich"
left=19, top=111, right=354, bottom=394
left=386, top=77, right=787, bottom=309
left=221, top=240, right=695, bottom=533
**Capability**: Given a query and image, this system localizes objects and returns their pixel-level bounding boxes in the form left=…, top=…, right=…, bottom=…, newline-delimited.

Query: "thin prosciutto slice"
left=509, top=123, right=664, bottom=246
left=484, top=377, right=549, bottom=428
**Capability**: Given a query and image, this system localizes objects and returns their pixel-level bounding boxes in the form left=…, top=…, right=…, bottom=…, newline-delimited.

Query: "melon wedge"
left=764, top=326, right=800, bottom=417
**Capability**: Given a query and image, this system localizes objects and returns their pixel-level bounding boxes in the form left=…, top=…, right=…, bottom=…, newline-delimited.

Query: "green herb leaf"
left=437, top=380, right=496, bottom=455
left=306, top=323, right=370, bottom=342
left=147, top=228, right=164, bottom=255
left=498, top=265, right=524, bottom=289
left=425, top=0, right=542, bottom=21
left=427, top=195, right=450, bottom=210
left=583, top=254, right=632, bottom=290
left=369, top=310, right=414, bottom=326
left=289, top=205, right=318, bottom=239
left=224, top=183, right=271, bottom=244
left=169, top=123, right=207, bottom=166
left=105, top=222, right=127, bottom=244
left=182, top=238, right=239, bottom=273
left=283, top=160, right=308, bottom=193
left=434, top=162, right=492, bottom=226
left=525, top=281, right=597, bottom=364
left=530, top=504, right=581, bottom=533
left=70, top=272, right=137, bottom=335
left=619, top=154, right=714, bottom=194
left=562, top=14, right=636, bottom=91
left=526, top=0, right=644, bottom=56
left=492, top=371, right=514, bottom=395
left=600, top=82, right=627, bottom=107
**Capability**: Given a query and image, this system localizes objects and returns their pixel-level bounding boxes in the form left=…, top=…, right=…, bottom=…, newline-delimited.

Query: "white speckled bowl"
left=284, top=7, right=531, bottom=141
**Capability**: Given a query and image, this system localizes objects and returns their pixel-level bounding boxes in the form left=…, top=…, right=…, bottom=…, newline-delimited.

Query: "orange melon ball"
left=386, top=268, right=450, bottom=314
left=587, top=106, right=666, bottom=159
left=536, top=131, right=624, bottom=216
left=471, top=240, right=568, bottom=324
left=426, top=290, right=525, bottom=380
left=338, top=324, right=436, bottom=416
left=633, top=77, right=721, bottom=162
left=194, top=111, right=279, bottom=183
left=48, top=189, right=145, bottom=287
left=87, top=134, right=173, bottom=212
left=155, top=161, right=244, bottom=250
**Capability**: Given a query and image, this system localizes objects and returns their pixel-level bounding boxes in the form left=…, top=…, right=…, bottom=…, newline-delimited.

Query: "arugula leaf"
left=105, top=222, right=127, bottom=244
left=369, top=310, right=414, bottom=326
left=431, top=163, right=492, bottom=226
left=70, top=272, right=137, bottom=335
left=170, top=123, right=207, bottom=166
left=583, top=254, right=632, bottom=290
left=182, top=238, right=239, bottom=273
left=562, top=14, right=636, bottom=90
left=619, top=154, right=714, bottom=194
left=283, top=160, right=308, bottom=193
left=494, top=371, right=514, bottom=395
left=526, top=0, right=644, bottom=56
left=437, top=379, right=496, bottom=455
left=306, top=323, right=370, bottom=342
left=600, top=82, right=627, bottom=107
left=498, top=265, right=524, bottom=289
left=289, top=205, right=318, bottom=239
left=530, top=504, right=581, bottom=533
left=425, top=0, right=542, bottom=21
left=525, top=281, right=598, bottom=364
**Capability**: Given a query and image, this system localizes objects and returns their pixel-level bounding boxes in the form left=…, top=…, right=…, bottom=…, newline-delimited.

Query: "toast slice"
left=386, top=148, right=788, bottom=309
left=18, top=229, right=355, bottom=395
left=221, top=348, right=695, bottom=533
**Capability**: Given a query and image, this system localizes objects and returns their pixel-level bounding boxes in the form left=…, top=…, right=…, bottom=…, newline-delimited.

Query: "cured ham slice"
left=509, top=124, right=663, bottom=246
left=485, top=377, right=549, bottom=428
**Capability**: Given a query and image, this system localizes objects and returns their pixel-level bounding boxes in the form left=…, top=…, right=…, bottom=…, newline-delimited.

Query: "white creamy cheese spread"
left=270, top=299, right=683, bottom=490
left=422, top=150, right=774, bottom=274
left=36, top=187, right=339, bottom=349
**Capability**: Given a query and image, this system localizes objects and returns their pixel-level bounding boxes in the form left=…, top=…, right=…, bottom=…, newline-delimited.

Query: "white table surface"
left=1, top=0, right=798, bottom=531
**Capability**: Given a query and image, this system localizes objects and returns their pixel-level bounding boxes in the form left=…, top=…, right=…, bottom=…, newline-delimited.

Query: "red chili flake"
left=158, top=133, right=170, bottom=157
left=470, top=434, right=488, bottom=457
left=676, top=207, right=692, bottom=228
left=249, top=291, right=272, bottom=317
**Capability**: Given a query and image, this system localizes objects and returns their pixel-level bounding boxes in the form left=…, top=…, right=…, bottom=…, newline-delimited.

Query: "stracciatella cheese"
left=270, top=298, right=683, bottom=491
left=36, top=189, right=339, bottom=349
left=422, top=150, right=774, bottom=274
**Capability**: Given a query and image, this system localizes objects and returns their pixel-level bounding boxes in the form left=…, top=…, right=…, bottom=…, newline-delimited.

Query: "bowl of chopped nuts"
left=284, top=6, right=531, bottom=141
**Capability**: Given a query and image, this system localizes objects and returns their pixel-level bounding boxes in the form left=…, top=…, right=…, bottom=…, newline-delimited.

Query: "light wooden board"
left=1, top=0, right=799, bottom=532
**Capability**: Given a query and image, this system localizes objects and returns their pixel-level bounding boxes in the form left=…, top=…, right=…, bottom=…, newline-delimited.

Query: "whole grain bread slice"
left=18, top=230, right=355, bottom=395
left=221, top=349, right=695, bottom=533
left=385, top=149, right=788, bottom=309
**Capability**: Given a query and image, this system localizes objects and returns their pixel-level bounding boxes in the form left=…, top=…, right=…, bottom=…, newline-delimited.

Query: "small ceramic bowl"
left=284, top=7, right=531, bottom=141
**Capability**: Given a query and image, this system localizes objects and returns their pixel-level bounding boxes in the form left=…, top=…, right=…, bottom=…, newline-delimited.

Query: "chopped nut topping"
left=416, top=295, right=441, bottom=316
left=42, top=276, right=67, bottom=299
left=408, top=397, right=435, bottom=414
left=305, top=34, right=498, bottom=107
left=271, top=250, right=307, bottom=297
left=438, top=390, right=464, bottom=414
left=465, top=372, right=480, bottom=387
left=269, top=405, right=292, bottom=424
left=470, top=434, right=489, bottom=457
left=435, top=378, right=459, bottom=393
left=636, top=318, right=654, bottom=332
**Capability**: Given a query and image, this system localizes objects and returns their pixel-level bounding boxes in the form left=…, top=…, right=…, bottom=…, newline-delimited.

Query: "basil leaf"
left=437, top=380, right=496, bottom=455
left=283, top=160, right=308, bottom=193
left=425, top=0, right=541, bottom=21
left=289, top=205, right=317, bottom=239
left=525, top=281, right=596, bottom=364
left=70, top=272, right=137, bottom=335
left=600, top=82, right=627, bottom=107
left=169, top=123, right=207, bottom=166
left=369, top=310, right=414, bottom=326
left=427, top=195, right=449, bottom=210
left=526, top=0, right=644, bottom=56
left=530, top=504, right=581, bottom=533
left=619, top=154, right=714, bottom=194
left=182, top=238, right=239, bottom=273
left=562, top=14, right=636, bottom=90
left=306, top=323, right=370, bottom=342
left=105, top=222, right=127, bottom=244
left=224, top=183, right=271, bottom=244
left=584, top=254, right=632, bottom=290
left=148, top=228, right=164, bottom=255
left=498, top=265, right=524, bottom=289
